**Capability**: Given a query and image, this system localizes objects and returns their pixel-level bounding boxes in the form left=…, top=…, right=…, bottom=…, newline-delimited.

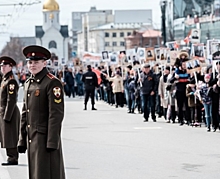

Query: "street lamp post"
left=160, top=0, right=167, bottom=46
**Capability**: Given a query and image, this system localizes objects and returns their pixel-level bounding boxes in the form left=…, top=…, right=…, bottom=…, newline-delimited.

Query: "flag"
left=184, top=36, right=190, bottom=44
left=92, top=69, right=102, bottom=85
left=174, top=41, right=179, bottom=49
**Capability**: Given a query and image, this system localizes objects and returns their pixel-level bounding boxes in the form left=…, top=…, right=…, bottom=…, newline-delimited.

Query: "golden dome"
left=43, top=0, right=59, bottom=11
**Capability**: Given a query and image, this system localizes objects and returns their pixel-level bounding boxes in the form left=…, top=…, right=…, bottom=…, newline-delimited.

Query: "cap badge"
left=32, top=53, right=35, bottom=56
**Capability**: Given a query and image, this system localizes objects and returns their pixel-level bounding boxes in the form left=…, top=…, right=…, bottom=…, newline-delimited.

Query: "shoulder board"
left=47, top=73, right=56, bottom=80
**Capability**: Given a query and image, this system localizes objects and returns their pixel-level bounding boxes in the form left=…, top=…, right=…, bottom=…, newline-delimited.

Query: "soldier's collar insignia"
left=53, top=87, right=61, bottom=98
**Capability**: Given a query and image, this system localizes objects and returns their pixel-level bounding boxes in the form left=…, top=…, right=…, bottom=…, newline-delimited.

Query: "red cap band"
left=27, top=52, right=46, bottom=58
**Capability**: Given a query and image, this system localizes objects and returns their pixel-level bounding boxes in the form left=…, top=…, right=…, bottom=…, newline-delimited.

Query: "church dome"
left=43, top=0, right=59, bottom=11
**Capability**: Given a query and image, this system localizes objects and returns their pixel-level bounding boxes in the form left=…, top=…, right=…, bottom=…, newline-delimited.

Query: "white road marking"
left=134, top=127, right=162, bottom=130
left=0, top=150, right=11, bottom=179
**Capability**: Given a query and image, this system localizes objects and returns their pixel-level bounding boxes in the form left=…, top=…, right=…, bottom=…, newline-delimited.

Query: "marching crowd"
left=1, top=45, right=219, bottom=179
left=69, top=50, right=220, bottom=133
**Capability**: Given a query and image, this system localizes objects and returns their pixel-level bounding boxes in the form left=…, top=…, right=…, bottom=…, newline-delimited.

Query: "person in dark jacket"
left=139, top=64, right=157, bottom=122
left=124, top=65, right=132, bottom=110
left=127, top=73, right=136, bottom=113
left=17, top=45, right=65, bottom=179
left=170, top=60, right=190, bottom=125
left=209, top=62, right=220, bottom=131
left=0, top=56, right=20, bottom=166
left=82, top=65, right=98, bottom=110
left=64, top=67, right=75, bottom=98
left=75, top=69, right=84, bottom=97
left=155, top=66, right=163, bottom=117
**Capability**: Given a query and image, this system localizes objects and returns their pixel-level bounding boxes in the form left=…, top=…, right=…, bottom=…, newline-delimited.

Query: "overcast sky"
left=0, top=0, right=162, bottom=51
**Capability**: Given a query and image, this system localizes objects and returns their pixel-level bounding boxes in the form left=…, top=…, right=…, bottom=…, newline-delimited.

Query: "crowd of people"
left=12, top=49, right=220, bottom=134
left=69, top=50, right=220, bottom=133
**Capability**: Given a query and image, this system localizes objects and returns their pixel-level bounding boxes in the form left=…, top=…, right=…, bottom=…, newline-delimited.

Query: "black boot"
left=84, top=104, right=87, bottom=110
left=92, top=105, right=97, bottom=110
left=131, top=108, right=135, bottom=114
left=207, top=126, right=211, bottom=132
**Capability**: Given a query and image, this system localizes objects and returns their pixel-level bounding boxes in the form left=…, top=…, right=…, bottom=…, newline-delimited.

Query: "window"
left=120, top=42, right=125, bottom=46
left=112, top=32, right=117, bottom=37
left=120, top=32, right=124, bottom=37
left=112, top=42, right=117, bottom=46
left=49, top=41, right=57, bottom=49
left=127, top=32, right=131, bottom=36
left=105, top=32, right=109, bottom=37
left=105, top=42, right=110, bottom=46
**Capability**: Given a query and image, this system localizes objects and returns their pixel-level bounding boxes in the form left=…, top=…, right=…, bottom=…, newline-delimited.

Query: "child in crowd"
left=199, top=74, right=212, bottom=132
left=186, top=82, right=196, bottom=124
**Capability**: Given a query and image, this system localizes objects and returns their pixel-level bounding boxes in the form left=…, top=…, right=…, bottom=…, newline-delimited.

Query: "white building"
left=76, top=9, right=152, bottom=57
left=35, top=0, right=69, bottom=65
left=85, top=23, right=145, bottom=54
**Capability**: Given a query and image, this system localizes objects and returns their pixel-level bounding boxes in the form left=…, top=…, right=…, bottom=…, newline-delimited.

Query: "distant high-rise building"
left=165, top=0, right=220, bottom=43
left=71, top=7, right=113, bottom=57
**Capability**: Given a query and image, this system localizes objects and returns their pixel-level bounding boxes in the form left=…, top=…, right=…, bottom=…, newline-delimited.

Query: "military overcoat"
left=17, top=68, right=65, bottom=179
left=0, top=71, right=20, bottom=148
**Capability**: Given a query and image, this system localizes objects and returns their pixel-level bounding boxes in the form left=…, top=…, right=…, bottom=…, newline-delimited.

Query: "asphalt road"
left=1, top=92, right=220, bottom=179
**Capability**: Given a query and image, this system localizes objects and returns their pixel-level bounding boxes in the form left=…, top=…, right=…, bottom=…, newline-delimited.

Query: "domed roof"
left=43, top=0, right=59, bottom=11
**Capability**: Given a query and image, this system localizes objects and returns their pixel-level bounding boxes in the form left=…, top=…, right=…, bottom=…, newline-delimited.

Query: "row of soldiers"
left=0, top=45, right=65, bottom=179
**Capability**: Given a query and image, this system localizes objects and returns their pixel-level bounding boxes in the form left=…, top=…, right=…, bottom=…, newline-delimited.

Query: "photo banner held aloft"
left=159, top=47, right=168, bottom=65
left=191, top=43, right=205, bottom=61
left=167, top=50, right=179, bottom=66
left=137, top=47, right=146, bottom=64
left=186, top=59, right=201, bottom=74
left=109, top=52, right=118, bottom=65
left=190, top=29, right=201, bottom=44
left=145, top=47, right=155, bottom=62
left=155, top=48, right=160, bottom=62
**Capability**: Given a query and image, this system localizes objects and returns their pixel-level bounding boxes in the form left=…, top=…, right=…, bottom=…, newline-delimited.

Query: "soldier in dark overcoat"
left=17, top=45, right=65, bottom=179
left=0, top=56, right=20, bottom=165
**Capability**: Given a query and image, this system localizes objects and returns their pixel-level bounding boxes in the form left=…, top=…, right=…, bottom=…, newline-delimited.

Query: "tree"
left=0, top=37, right=25, bottom=64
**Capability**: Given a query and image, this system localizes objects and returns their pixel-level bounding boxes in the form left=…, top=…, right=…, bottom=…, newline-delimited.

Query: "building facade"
left=125, top=29, right=162, bottom=49
left=71, top=7, right=113, bottom=57
left=165, top=0, right=220, bottom=44
left=76, top=9, right=153, bottom=57
left=83, top=23, right=142, bottom=55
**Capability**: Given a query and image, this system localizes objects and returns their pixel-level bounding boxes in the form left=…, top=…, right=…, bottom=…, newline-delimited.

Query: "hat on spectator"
left=178, top=50, right=189, bottom=59
left=142, top=64, right=150, bottom=68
